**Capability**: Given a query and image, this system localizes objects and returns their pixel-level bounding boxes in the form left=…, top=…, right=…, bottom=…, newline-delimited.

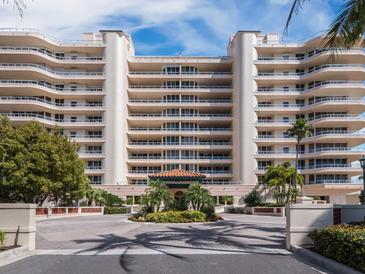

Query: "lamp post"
left=359, top=157, right=365, bottom=205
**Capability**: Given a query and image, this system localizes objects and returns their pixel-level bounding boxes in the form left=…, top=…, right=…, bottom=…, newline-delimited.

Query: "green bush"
left=145, top=210, right=206, bottom=223
left=227, top=207, right=245, bottom=214
left=244, top=190, right=263, bottom=207
left=104, top=207, right=130, bottom=214
left=0, top=230, right=5, bottom=246
left=309, top=224, right=365, bottom=272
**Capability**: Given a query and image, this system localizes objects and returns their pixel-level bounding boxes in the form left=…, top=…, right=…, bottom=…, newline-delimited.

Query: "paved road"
left=0, top=214, right=325, bottom=274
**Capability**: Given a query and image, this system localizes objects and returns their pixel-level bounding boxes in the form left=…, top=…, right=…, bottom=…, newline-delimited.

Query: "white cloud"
left=0, top=0, right=336, bottom=55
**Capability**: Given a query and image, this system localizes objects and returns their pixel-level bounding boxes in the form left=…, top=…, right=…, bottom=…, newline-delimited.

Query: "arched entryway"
left=174, top=191, right=187, bottom=210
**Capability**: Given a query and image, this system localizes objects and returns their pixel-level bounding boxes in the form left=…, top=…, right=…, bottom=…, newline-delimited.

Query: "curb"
left=0, top=246, right=35, bottom=267
left=291, top=245, right=362, bottom=274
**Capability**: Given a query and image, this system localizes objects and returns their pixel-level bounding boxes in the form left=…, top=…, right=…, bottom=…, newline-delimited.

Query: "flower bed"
left=309, top=224, right=365, bottom=273
left=128, top=210, right=222, bottom=223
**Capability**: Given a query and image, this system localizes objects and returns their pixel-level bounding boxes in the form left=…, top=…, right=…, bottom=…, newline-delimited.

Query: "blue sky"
left=1, top=0, right=343, bottom=56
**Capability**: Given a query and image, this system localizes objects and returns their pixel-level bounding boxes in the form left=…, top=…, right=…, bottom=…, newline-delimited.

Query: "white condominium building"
left=0, top=28, right=363, bottom=204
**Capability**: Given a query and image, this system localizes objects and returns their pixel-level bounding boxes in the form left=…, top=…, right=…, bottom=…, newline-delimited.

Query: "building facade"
left=0, top=28, right=363, bottom=203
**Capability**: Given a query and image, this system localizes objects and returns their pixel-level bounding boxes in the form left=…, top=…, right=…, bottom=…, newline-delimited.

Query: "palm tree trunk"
left=294, top=139, right=300, bottom=203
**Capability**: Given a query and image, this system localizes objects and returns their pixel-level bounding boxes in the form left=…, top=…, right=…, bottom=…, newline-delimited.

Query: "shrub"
left=0, top=230, right=5, bottom=246
left=145, top=210, right=206, bottom=223
left=104, top=207, right=130, bottom=214
left=309, top=224, right=365, bottom=272
left=227, top=207, right=245, bottom=214
left=244, top=190, right=263, bottom=207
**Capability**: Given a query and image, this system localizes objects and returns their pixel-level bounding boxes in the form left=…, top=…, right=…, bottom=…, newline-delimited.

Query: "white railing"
left=0, top=46, right=104, bottom=61
left=129, top=71, right=232, bottom=76
left=0, top=96, right=103, bottom=107
left=128, top=113, right=232, bottom=118
left=307, top=164, right=360, bottom=169
left=128, top=127, right=232, bottom=132
left=128, top=141, right=231, bottom=146
left=129, top=85, right=232, bottom=89
left=305, top=180, right=356, bottom=184
left=0, top=113, right=104, bottom=123
left=256, top=81, right=364, bottom=93
left=0, top=28, right=104, bottom=46
left=256, top=48, right=364, bottom=62
left=0, top=80, right=103, bottom=92
left=0, top=63, right=104, bottom=76
left=257, top=64, right=365, bottom=77
left=128, top=156, right=231, bottom=160
left=69, top=135, right=103, bottom=139
left=128, top=99, right=232, bottom=104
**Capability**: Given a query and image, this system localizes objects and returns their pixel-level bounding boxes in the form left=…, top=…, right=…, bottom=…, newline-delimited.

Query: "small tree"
left=185, top=183, right=214, bottom=211
left=144, top=180, right=173, bottom=212
left=244, top=190, right=263, bottom=207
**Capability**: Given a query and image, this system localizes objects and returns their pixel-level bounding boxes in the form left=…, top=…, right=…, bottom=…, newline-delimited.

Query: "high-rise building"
left=0, top=28, right=363, bottom=204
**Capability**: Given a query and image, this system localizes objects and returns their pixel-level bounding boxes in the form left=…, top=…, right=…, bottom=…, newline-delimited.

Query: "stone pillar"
left=0, top=203, right=36, bottom=250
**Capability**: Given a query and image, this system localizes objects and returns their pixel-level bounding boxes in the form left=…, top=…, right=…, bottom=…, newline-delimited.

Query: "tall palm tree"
left=284, top=0, right=365, bottom=48
left=285, top=119, right=313, bottom=199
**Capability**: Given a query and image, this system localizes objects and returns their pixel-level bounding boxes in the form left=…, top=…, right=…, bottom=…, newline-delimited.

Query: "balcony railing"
left=0, top=46, right=104, bottom=61
left=0, top=96, right=103, bottom=107
left=0, top=113, right=104, bottom=123
left=128, top=156, right=232, bottom=160
left=0, top=63, right=104, bottom=76
left=256, top=48, right=364, bottom=62
left=257, top=148, right=364, bottom=155
left=128, top=99, right=232, bottom=104
left=0, top=28, right=104, bottom=46
left=129, top=85, right=232, bottom=89
left=257, top=64, right=365, bottom=77
left=256, top=130, right=365, bottom=139
left=0, top=80, right=103, bottom=93
left=69, top=135, right=103, bottom=139
left=128, top=141, right=232, bottom=146
left=129, top=71, right=232, bottom=76
left=128, top=113, right=232, bottom=118
left=305, top=180, right=356, bottom=184
left=128, top=127, right=232, bottom=132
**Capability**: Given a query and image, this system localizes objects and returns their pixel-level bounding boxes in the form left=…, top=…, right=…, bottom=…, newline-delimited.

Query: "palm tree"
left=185, top=183, right=214, bottom=211
left=264, top=165, right=287, bottom=204
left=284, top=0, right=365, bottom=49
left=146, top=180, right=173, bottom=212
left=285, top=119, right=313, bottom=199
left=3, top=0, right=27, bottom=17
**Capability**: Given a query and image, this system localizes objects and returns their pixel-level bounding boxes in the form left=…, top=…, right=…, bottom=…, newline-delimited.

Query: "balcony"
left=128, top=99, right=232, bottom=105
left=0, top=46, right=104, bottom=62
left=0, top=79, right=103, bottom=93
left=0, top=113, right=105, bottom=127
left=128, top=113, right=232, bottom=121
left=128, top=141, right=232, bottom=146
left=255, top=48, right=365, bottom=63
left=0, top=96, right=105, bottom=111
left=0, top=63, right=105, bottom=81
left=128, top=155, right=232, bottom=160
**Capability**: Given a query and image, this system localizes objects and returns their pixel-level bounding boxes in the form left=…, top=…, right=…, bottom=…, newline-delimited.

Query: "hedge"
left=308, top=224, right=365, bottom=273
left=145, top=210, right=206, bottom=223
left=104, top=207, right=130, bottom=214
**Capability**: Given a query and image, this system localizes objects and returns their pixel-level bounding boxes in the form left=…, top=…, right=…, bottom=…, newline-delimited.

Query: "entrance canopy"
left=148, top=169, right=206, bottom=182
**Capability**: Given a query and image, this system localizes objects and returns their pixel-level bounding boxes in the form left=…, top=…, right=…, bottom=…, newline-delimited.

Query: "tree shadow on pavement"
left=72, top=218, right=286, bottom=272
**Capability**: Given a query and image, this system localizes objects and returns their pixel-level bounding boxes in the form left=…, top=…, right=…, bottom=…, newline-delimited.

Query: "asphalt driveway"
left=0, top=214, right=325, bottom=274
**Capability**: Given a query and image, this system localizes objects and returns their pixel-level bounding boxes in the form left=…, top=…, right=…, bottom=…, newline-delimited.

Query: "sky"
left=0, top=0, right=343, bottom=56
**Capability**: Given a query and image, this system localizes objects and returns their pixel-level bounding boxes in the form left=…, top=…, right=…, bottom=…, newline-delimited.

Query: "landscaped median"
left=129, top=210, right=222, bottom=223
left=308, top=223, right=365, bottom=273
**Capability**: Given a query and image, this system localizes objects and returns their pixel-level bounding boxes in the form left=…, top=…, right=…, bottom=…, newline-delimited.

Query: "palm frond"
left=324, top=0, right=365, bottom=49
left=284, top=0, right=310, bottom=36
left=3, top=0, right=27, bottom=17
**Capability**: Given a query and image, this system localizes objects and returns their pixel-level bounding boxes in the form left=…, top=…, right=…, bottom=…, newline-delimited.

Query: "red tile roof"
left=148, top=169, right=206, bottom=180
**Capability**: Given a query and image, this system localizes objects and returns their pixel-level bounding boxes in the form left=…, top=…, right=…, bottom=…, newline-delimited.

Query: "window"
left=282, top=117, right=289, bottom=123
left=88, top=176, right=102, bottom=184
left=283, top=147, right=289, bottom=153
left=71, top=101, right=77, bottom=107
